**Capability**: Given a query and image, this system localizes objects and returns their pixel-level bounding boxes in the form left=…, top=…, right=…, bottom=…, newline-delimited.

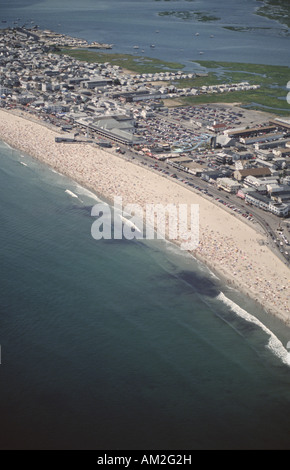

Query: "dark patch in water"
left=72, top=205, right=93, bottom=214
left=177, top=270, right=220, bottom=297
left=219, top=309, right=259, bottom=334
left=56, top=204, right=93, bottom=216
left=101, top=237, right=137, bottom=245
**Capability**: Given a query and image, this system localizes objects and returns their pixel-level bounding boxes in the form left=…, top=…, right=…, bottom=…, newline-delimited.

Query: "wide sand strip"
left=0, top=110, right=289, bottom=322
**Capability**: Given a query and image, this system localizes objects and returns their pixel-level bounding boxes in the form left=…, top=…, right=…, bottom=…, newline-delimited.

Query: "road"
left=116, top=145, right=290, bottom=267
left=11, top=106, right=290, bottom=267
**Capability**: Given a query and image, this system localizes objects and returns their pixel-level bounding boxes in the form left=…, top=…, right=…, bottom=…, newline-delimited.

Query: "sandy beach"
left=0, top=109, right=289, bottom=323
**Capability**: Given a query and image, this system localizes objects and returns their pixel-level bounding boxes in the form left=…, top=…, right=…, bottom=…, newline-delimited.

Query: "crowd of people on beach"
left=0, top=109, right=289, bottom=322
left=197, top=226, right=290, bottom=320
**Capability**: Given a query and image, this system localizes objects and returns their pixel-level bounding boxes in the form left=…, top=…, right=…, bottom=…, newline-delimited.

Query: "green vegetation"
left=223, top=26, right=272, bottom=32
left=158, top=10, right=220, bottom=21
left=195, top=61, right=289, bottom=86
left=256, top=0, right=290, bottom=28
left=56, top=48, right=290, bottom=116
left=58, top=48, right=184, bottom=73
left=177, top=61, right=290, bottom=115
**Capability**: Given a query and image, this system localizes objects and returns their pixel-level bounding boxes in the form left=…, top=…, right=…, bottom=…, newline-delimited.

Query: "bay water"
left=0, top=0, right=289, bottom=67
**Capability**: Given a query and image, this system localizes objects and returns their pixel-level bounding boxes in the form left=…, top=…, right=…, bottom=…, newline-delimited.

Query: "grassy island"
left=256, top=0, right=290, bottom=29
left=58, top=48, right=184, bottom=74
left=177, top=61, right=290, bottom=115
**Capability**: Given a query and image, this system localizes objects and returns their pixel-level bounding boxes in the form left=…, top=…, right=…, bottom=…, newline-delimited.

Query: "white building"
left=216, top=177, right=240, bottom=193
left=269, top=202, right=289, bottom=217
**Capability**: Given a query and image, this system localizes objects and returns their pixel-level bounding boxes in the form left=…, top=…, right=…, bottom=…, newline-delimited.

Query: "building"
left=237, top=187, right=257, bottom=199
left=225, top=125, right=277, bottom=139
left=273, top=147, right=290, bottom=158
left=245, top=192, right=269, bottom=211
left=81, top=77, right=113, bottom=89
left=243, top=175, right=267, bottom=193
left=167, top=156, right=193, bottom=170
left=240, top=133, right=284, bottom=145
left=255, top=149, right=273, bottom=160
left=233, top=167, right=272, bottom=181
left=201, top=169, right=232, bottom=182
left=254, top=158, right=278, bottom=170
left=268, top=202, right=289, bottom=217
left=215, top=152, right=233, bottom=165
left=55, top=133, right=76, bottom=143
left=269, top=119, right=290, bottom=133
left=214, top=135, right=236, bottom=148
left=267, top=185, right=290, bottom=200
left=185, top=162, right=204, bottom=176
left=208, top=123, right=227, bottom=133
left=255, top=138, right=290, bottom=150
left=216, top=177, right=240, bottom=193
left=74, top=114, right=144, bottom=146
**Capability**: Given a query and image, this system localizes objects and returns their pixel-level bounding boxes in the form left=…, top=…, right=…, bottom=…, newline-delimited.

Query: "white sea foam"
left=75, top=184, right=101, bottom=202
left=2, top=142, right=13, bottom=150
left=120, top=215, right=142, bottom=233
left=65, top=189, right=79, bottom=199
left=165, top=241, right=194, bottom=260
left=208, top=269, right=220, bottom=280
left=51, top=169, right=63, bottom=176
left=217, top=292, right=290, bottom=366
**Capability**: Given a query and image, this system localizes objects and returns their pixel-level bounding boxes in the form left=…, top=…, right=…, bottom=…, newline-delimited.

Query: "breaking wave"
left=217, top=292, right=290, bottom=366
left=65, top=189, right=79, bottom=199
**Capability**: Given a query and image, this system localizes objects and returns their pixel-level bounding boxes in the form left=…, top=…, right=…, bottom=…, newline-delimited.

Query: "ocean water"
left=1, top=142, right=290, bottom=450
left=0, top=0, right=289, bottom=67
left=1, top=0, right=290, bottom=450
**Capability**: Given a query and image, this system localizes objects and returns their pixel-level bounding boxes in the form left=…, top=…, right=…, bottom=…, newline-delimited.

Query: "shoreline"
left=0, top=109, right=289, bottom=324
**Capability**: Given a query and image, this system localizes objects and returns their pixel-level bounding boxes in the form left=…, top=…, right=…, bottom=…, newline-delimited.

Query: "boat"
left=133, top=45, right=139, bottom=49
left=210, top=35, right=214, bottom=38
left=155, top=30, right=159, bottom=33
left=199, top=51, right=204, bottom=55
left=150, top=44, right=155, bottom=48
left=195, top=32, right=199, bottom=36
